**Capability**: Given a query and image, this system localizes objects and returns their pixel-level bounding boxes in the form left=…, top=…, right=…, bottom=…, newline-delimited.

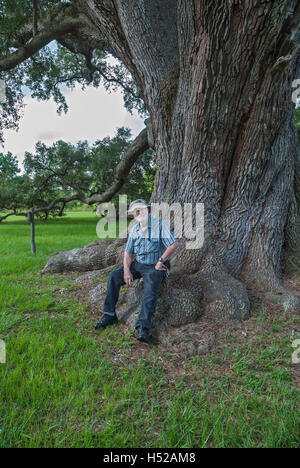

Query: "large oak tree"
left=1, top=1, right=300, bottom=344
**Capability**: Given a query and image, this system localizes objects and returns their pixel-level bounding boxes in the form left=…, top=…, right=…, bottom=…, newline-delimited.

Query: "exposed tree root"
left=239, top=267, right=300, bottom=314
left=196, top=266, right=251, bottom=323
left=41, top=237, right=126, bottom=273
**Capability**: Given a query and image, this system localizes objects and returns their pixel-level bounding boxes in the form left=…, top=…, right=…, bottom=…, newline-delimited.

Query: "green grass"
left=0, top=211, right=299, bottom=447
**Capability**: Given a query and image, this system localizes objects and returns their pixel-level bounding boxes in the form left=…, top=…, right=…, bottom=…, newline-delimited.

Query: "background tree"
left=0, top=150, right=73, bottom=222
left=1, top=1, right=300, bottom=342
left=24, top=127, right=155, bottom=214
left=0, top=152, right=32, bottom=221
left=0, top=128, right=155, bottom=222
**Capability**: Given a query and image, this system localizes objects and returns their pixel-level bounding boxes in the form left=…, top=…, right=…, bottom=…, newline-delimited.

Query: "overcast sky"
left=1, top=56, right=145, bottom=169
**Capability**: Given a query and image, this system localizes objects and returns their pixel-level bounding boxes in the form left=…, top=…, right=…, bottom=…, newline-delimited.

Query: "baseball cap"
left=127, top=199, right=150, bottom=216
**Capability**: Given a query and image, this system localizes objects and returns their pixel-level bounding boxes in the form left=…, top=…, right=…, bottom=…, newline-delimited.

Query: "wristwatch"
left=159, top=256, right=165, bottom=263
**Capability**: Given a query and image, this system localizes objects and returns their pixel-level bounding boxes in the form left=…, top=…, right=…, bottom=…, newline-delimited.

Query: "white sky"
left=1, top=61, right=145, bottom=169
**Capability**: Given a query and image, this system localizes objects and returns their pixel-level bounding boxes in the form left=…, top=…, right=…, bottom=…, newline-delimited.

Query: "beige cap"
left=127, top=199, right=150, bottom=215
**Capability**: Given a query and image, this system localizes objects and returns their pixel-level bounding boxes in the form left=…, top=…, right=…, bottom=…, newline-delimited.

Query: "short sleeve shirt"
left=125, top=216, right=178, bottom=265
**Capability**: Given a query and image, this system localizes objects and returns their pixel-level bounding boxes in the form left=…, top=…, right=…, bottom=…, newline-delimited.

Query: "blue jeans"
left=103, top=259, right=170, bottom=330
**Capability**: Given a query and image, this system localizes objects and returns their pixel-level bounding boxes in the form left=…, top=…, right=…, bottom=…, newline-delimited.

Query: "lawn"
left=0, top=211, right=299, bottom=448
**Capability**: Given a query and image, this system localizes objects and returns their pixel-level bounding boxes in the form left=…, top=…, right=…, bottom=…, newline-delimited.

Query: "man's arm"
left=160, top=241, right=179, bottom=263
left=155, top=218, right=179, bottom=270
left=123, top=252, right=135, bottom=285
left=124, top=251, right=134, bottom=271
left=124, top=229, right=135, bottom=270
left=155, top=241, right=179, bottom=270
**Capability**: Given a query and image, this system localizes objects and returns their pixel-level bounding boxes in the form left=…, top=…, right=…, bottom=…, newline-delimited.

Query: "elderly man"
left=94, top=199, right=179, bottom=343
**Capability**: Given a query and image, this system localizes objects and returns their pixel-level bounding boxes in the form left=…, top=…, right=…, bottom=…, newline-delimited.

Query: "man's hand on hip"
left=155, top=261, right=168, bottom=271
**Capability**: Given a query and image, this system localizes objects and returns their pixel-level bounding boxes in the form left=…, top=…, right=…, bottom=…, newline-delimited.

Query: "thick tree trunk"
left=44, top=1, right=300, bottom=331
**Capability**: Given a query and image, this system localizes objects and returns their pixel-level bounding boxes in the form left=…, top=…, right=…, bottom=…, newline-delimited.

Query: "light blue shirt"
left=125, top=216, right=178, bottom=265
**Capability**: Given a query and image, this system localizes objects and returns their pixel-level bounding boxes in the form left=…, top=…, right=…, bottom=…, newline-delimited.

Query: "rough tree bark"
left=37, top=1, right=300, bottom=346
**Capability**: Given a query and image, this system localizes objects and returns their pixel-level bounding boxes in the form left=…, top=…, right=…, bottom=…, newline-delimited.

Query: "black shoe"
left=94, top=314, right=118, bottom=330
left=137, top=328, right=150, bottom=343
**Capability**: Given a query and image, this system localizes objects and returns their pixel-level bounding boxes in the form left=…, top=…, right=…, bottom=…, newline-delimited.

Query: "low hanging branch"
left=0, top=194, right=81, bottom=223
left=0, top=211, right=28, bottom=222
left=86, top=126, right=149, bottom=205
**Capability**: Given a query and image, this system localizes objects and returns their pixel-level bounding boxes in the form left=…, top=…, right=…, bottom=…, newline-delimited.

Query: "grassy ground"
left=0, top=211, right=299, bottom=448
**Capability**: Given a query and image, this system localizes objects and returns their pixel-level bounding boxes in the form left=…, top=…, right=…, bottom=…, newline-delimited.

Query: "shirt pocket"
left=144, top=238, right=160, bottom=253
left=133, top=237, right=142, bottom=252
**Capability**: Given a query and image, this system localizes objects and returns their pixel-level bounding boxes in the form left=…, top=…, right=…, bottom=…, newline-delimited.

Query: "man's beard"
left=136, top=213, right=148, bottom=224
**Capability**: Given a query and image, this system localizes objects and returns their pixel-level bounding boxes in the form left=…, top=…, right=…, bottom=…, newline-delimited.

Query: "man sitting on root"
left=94, top=199, right=179, bottom=344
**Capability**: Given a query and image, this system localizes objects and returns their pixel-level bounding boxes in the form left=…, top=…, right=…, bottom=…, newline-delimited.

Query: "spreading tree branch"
left=86, top=126, right=149, bottom=205
left=56, top=35, right=137, bottom=96
left=0, top=211, right=27, bottom=222
left=0, top=6, right=88, bottom=72
left=84, top=49, right=139, bottom=99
